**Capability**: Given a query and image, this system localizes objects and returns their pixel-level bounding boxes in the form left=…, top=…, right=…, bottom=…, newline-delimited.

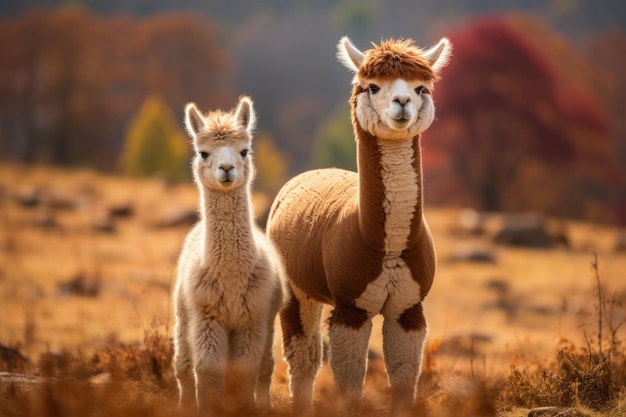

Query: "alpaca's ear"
left=424, top=37, right=452, bottom=75
left=184, top=103, right=206, bottom=140
left=235, top=95, right=257, bottom=134
left=337, top=36, right=363, bottom=72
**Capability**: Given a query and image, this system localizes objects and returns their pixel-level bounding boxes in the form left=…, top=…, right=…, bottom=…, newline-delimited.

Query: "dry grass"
left=1, top=163, right=625, bottom=416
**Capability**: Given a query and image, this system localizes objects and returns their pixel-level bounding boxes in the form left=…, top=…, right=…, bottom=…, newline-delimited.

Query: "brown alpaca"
left=267, top=37, right=451, bottom=416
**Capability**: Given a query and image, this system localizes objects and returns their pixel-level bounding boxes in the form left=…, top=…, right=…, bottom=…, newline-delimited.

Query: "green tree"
left=311, top=105, right=356, bottom=172
left=121, top=95, right=189, bottom=181
left=330, top=0, right=379, bottom=33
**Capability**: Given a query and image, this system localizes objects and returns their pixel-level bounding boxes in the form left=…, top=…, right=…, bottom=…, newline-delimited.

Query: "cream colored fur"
left=382, top=316, right=427, bottom=415
left=173, top=96, right=285, bottom=416
left=379, top=140, right=419, bottom=256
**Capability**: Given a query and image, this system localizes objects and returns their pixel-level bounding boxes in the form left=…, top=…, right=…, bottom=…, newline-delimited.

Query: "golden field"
left=0, top=163, right=625, bottom=417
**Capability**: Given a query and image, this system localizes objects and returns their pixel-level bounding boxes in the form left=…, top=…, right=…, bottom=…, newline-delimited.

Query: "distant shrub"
left=35, top=331, right=175, bottom=388
left=121, top=95, right=189, bottom=181
left=253, top=132, right=289, bottom=193
left=312, top=105, right=356, bottom=172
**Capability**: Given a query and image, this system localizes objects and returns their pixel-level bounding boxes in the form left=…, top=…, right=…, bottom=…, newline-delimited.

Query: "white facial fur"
left=355, top=77, right=435, bottom=140
left=184, top=97, right=256, bottom=191
left=337, top=37, right=451, bottom=140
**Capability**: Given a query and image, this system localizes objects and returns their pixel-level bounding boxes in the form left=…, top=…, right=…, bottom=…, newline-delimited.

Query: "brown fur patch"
left=320, top=128, right=386, bottom=305
left=404, top=135, right=424, bottom=248
left=355, top=127, right=386, bottom=254
left=327, top=298, right=369, bottom=329
left=397, top=302, right=426, bottom=331
left=358, top=38, right=436, bottom=82
left=280, top=288, right=304, bottom=341
left=401, top=135, right=436, bottom=299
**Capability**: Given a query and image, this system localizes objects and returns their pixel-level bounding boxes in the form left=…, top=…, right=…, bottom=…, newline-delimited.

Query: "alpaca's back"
left=268, top=168, right=358, bottom=302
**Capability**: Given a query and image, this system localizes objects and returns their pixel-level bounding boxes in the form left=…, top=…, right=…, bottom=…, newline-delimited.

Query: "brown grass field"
left=0, top=163, right=625, bottom=416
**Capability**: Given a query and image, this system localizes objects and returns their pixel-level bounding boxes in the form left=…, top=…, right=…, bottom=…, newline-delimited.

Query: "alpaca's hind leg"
left=382, top=303, right=428, bottom=417
left=173, top=301, right=196, bottom=412
left=280, top=284, right=323, bottom=415
left=256, top=306, right=279, bottom=411
left=327, top=300, right=373, bottom=415
left=193, top=317, right=228, bottom=417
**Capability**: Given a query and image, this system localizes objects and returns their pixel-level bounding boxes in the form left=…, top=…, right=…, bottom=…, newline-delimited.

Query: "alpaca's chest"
left=351, top=141, right=422, bottom=317
left=354, top=258, right=422, bottom=318
left=379, top=140, right=420, bottom=258
left=189, top=260, right=267, bottom=325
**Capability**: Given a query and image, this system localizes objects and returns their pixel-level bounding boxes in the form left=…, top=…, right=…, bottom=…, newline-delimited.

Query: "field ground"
left=1, top=163, right=625, bottom=416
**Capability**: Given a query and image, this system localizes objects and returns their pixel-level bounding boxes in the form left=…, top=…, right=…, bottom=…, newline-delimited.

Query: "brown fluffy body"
left=268, top=36, right=451, bottom=416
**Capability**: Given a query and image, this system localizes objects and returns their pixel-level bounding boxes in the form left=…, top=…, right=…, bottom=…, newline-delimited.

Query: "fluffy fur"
left=173, top=96, right=285, bottom=416
left=267, top=37, right=452, bottom=416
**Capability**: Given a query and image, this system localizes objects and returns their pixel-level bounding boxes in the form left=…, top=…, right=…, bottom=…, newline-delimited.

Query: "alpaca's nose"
left=219, top=164, right=234, bottom=173
left=393, top=95, right=411, bottom=106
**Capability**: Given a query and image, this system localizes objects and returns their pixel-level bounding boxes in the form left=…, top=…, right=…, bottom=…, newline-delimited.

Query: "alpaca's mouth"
left=390, top=110, right=411, bottom=124
left=389, top=116, right=411, bottom=131
left=391, top=116, right=409, bottom=123
left=217, top=170, right=236, bottom=186
left=218, top=178, right=234, bottom=188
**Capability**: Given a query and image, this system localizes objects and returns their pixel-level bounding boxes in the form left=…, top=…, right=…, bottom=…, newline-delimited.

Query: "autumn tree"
left=121, top=95, right=188, bottom=181
left=424, top=15, right=616, bottom=221
left=253, top=132, right=289, bottom=193
left=586, top=30, right=626, bottom=224
left=0, top=8, right=232, bottom=170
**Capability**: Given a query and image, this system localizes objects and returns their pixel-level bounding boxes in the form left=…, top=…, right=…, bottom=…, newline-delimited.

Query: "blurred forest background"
left=1, top=0, right=625, bottom=225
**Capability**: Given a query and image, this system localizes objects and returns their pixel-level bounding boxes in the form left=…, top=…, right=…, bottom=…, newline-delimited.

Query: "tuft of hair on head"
left=337, top=36, right=453, bottom=83
left=184, top=102, right=207, bottom=140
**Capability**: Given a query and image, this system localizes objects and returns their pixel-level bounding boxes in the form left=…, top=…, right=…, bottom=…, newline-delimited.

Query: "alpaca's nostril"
left=393, top=96, right=410, bottom=106
left=219, top=164, right=234, bottom=173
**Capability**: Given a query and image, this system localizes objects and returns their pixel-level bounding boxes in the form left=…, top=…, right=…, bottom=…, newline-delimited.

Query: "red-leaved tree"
left=424, top=15, right=618, bottom=222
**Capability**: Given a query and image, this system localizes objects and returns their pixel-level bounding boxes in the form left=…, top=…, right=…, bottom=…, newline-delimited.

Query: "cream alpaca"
left=267, top=37, right=451, bottom=416
left=173, top=96, right=285, bottom=416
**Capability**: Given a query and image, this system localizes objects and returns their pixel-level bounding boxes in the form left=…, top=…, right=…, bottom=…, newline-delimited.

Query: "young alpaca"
left=173, top=96, right=284, bottom=416
left=267, top=37, right=451, bottom=416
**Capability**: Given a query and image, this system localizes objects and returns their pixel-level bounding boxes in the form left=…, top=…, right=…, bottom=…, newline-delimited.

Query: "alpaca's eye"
left=369, top=84, right=380, bottom=94
left=415, top=86, right=425, bottom=95
left=240, top=149, right=249, bottom=158
left=199, top=151, right=209, bottom=159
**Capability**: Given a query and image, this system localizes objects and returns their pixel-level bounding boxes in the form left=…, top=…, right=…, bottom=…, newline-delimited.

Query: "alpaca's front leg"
left=174, top=301, right=196, bottom=412
left=382, top=303, right=428, bottom=417
left=256, top=290, right=281, bottom=412
left=193, top=317, right=228, bottom=417
left=255, top=321, right=275, bottom=412
left=328, top=305, right=373, bottom=415
left=227, top=325, right=267, bottom=414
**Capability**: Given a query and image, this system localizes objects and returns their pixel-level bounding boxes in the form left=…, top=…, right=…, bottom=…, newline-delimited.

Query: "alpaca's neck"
left=356, top=126, right=424, bottom=255
left=199, top=184, right=256, bottom=265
